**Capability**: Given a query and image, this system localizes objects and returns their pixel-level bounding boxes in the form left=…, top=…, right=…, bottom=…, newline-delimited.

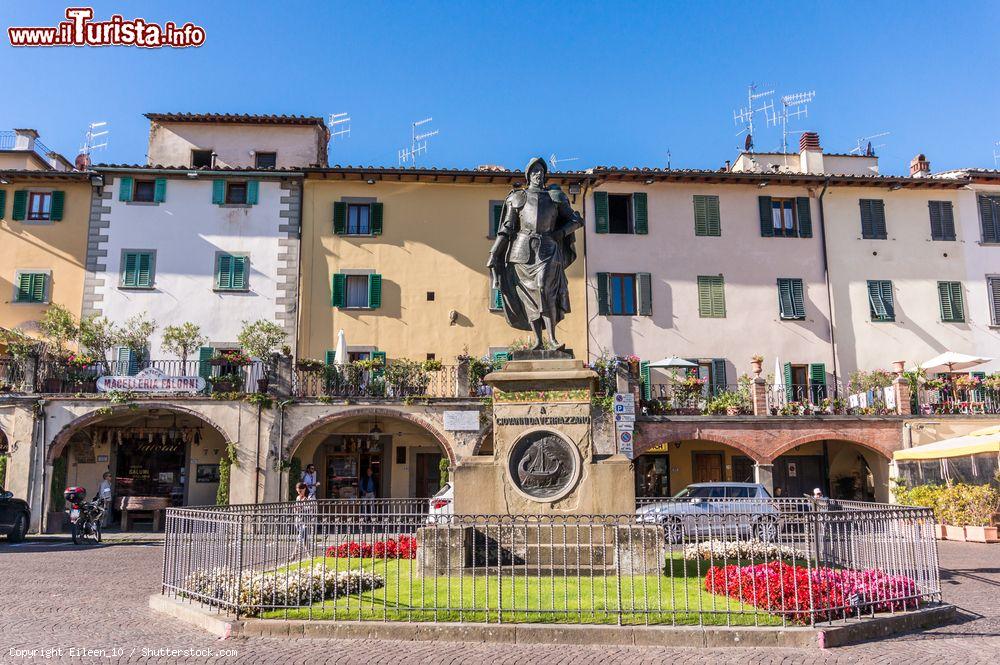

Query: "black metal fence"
left=162, top=498, right=940, bottom=626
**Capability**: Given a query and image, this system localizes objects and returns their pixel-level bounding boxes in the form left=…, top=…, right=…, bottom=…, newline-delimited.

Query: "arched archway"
left=768, top=435, right=892, bottom=502
left=632, top=435, right=764, bottom=499
left=286, top=408, right=456, bottom=501
left=45, top=405, right=235, bottom=526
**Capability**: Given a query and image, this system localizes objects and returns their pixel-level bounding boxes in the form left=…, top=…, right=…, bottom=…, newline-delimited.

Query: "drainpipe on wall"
left=816, top=176, right=839, bottom=396
left=253, top=402, right=262, bottom=504
left=34, top=399, right=46, bottom=534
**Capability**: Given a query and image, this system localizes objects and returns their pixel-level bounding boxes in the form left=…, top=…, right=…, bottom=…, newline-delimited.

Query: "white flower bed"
left=683, top=539, right=808, bottom=562
left=183, top=565, right=384, bottom=616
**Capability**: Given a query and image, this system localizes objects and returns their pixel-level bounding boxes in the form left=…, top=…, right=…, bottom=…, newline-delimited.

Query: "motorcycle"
left=64, top=487, right=107, bottom=545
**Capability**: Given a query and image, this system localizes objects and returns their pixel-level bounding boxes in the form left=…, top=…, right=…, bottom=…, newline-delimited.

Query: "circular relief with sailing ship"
left=506, top=430, right=580, bottom=501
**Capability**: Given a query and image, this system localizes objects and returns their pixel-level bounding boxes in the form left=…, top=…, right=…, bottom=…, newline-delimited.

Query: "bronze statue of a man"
left=487, top=157, right=583, bottom=351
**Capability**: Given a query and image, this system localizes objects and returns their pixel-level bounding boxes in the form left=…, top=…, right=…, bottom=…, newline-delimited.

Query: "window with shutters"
left=333, top=273, right=382, bottom=309
left=759, top=196, right=811, bottom=238
left=693, top=195, right=721, bottom=236
left=608, top=194, right=633, bottom=234
left=215, top=253, right=249, bottom=291
left=191, top=150, right=213, bottom=168
left=978, top=196, right=1000, bottom=244
left=120, top=250, right=155, bottom=289
left=225, top=182, right=248, bottom=204
left=13, top=271, right=48, bottom=303
left=928, top=201, right=956, bottom=241
left=859, top=199, right=887, bottom=240
left=937, top=281, right=965, bottom=322
left=133, top=180, right=156, bottom=203
left=988, top=276, right=1000, bottom=326
left=488, top=201, right=503, bottom=238
left=347, top=204, right=371, bottom=235
left=866, top=280, right=894, bottom=322
left=771, top=198, right=797, bottom=237
left=777, top=278, right=806, bottom=320
left=27, top=192, right=52, bottom=221
left=254, top=152, right=277, bottom=169
left=609, top=274, right=637, bottom=315
left=489, top=287, right=503, bottom=311
left=693, top=358, right=728, bottom=396
left=696, top=275, right=726, bottom=318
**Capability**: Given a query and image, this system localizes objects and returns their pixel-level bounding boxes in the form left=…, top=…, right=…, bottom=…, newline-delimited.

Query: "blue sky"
left=3, top=1, right=998, bottom=174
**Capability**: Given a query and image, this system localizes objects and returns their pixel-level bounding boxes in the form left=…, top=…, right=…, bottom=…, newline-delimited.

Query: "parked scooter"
left=64, top=487, right=107, bottom=545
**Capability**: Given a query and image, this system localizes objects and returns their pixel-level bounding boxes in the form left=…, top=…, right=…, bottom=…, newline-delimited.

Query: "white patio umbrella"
left=646, top=356, right=698, bottom=369
left=918, top=352, right=993, bottom=374
left=773, top=356, right=786, bottom=407
left=333, top=329, right=348, bottom=365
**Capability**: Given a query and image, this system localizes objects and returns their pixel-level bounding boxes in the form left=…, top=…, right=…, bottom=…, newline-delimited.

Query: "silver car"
left=635, top=482, right=780, bottom=543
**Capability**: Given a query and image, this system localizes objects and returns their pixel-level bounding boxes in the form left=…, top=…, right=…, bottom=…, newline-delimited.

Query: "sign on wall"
left=96, top=367, right=207, bottom=394
left=614, top=393, right=636, bottom=458
left=443, top=410, right=480, bottom=431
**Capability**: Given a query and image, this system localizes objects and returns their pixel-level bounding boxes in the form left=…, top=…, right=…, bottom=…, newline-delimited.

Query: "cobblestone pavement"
left=1, top=538, right=997, bottom=664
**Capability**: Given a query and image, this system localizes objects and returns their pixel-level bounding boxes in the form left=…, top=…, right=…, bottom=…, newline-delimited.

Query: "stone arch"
left=633, top=433, right=765, bottom=463
left=763, top=431, right=893, bottom=463
left=285, top=407, right=457, bottom=465
left=472, top=423, right=493, bottom=456
left=47, top=402, right=234, bottom=464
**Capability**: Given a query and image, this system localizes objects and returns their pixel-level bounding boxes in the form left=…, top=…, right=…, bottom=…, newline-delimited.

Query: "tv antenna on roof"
left=328, top=113, right=351, bottom=140
left=733, top=83, right=774, bottom=153
left=80, top=121, right=109, bottom=156
left=398, top=117, right=439, bottom=166
left=767, top=90, right=815, bottom=153
left=850, top=131, right=890, bottom=156
left=548, top=153, right=580, bottom=170
left=992, top=140, right=1000, bottom=168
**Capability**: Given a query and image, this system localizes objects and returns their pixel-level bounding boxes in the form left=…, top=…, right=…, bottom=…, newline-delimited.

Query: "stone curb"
left=148, top=595, right=955, bottom=649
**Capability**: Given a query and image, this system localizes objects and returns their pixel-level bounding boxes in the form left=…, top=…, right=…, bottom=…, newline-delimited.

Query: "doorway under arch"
left=770, top=439, right=891, bottom=502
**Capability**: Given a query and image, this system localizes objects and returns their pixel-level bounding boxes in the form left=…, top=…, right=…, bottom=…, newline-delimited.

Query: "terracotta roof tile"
left=144, top=113, right=326, bottom=127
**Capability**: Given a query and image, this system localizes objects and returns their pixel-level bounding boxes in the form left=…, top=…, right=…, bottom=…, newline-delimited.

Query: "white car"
left=635, top=482, right=779, bottom=543
left=426, top=482, right=454, bottom=524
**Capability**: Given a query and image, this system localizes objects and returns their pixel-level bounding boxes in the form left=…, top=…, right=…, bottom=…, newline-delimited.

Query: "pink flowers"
left=704, top=561, right=920, bottom=623
left=326, top=535, right=418, bottom=560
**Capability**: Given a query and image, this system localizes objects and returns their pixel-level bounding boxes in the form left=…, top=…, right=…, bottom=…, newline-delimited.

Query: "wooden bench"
left=119, top=496, right=171, bottom=531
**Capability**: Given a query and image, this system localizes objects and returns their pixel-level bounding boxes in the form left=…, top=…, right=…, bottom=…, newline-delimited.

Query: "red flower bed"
left=704, top=561, right=920, bottom=623
left=326, top=536, right=417, bottom=560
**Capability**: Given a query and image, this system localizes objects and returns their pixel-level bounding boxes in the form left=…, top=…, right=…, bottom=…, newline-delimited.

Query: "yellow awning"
left=894, top=425, right=1000, bottom=461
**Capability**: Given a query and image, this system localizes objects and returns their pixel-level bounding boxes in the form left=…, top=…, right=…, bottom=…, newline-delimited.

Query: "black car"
left=0, top=487, right=30, bottom=542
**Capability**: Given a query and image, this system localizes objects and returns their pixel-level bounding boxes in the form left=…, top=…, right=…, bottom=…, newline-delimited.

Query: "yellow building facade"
left=298, top=168, right=590, bottom=364
left=0, top=171, right=92, bottom=336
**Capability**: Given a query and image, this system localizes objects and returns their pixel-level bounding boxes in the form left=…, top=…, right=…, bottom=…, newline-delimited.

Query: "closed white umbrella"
left=918, top=352, right=993, bottom=374
left=773, top=357, right=786, bottom=407
left=333, top=329, right=348, bottom=365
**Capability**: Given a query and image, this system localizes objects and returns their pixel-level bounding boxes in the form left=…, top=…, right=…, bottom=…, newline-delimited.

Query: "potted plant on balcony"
left=296, top=358, right=326, bottom=374
left=237, top=319, right=287, bottom=393
left=750, top=354, right=764, bottom=377
left=161, top=322, right=207, bottom=372
left=706, top=390, right=746, bottom=416
left=64, top=352, right=97, bottom=392
left=208, top=372, right=243, bottom=393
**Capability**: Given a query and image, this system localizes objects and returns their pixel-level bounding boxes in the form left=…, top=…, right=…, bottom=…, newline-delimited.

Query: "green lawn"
left=259, top=555, right=786, bottom=626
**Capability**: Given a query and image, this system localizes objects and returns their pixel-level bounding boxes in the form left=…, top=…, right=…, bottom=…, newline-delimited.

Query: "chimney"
left=910, top=154, right=931, bottom=178
left=798, top=131, right=824, bottom=174
left=13, top=128, right=39, bottom=151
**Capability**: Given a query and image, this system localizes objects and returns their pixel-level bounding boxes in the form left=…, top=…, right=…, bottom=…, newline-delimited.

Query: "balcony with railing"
left=0, top=130, right=58, bottom=167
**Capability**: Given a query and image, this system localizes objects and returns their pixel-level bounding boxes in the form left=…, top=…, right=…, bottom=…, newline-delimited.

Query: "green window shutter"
left=368, top=273, right=382, bottom=309
left=795, top=197, right=812, bottom=238
left=860, top=199, right=886, bottom=239
left=212, top=179, right=226, bottom=205
left=632, top=192, right=648, bottom=234
left=29, top=273, right=46, bottom=303
left=119, top=177, right=134, bottom=202
left=231, top=256, right=247, bottom=289
left=331, top=273, right=346, bottom=307
left=12, top=190, right=27, bottom=220
left=136, top=252, right=153, bottom=287
left=593, top=191, right=609, bottom=234
left=49, top=191, right=65, bottom=221
left=640, top=360, right=651, bottom=401
left=492, top=350, right=510, bottom=364
left=637, top=272, right=652, bottom=316
left=372, top=350, right=387, bottom=378
left=153, top=178, right=167, bottom=203
left=979, top=196, right=1000, bottom=243
left=710, top=358, right=727, bottom=393
left=783, top=363, right=794, bottom=393
left=122, top=252, right=138, bottom=287
left=490, top=287, right=503, bottom=311
left=949, top=282, right=964, bottom=322
left=938, top=281, right=964, bottom=322
left=778, top=278, right=805, bottom=319
left=938, top=281, right=952, bottom=321
left=246, top=180, right=259, bottom=205
left=867, top=280, right=894, bottom=321
left=697, top=276, right=725, bottom=318
left=758, top=196, right=773, bottom=237
left=596, top=272, right=611, bottom=315
left=15, top=273, right=32, bottom=302
left=333, top=202, right=347, bottom=235
left=809, top=363, right=827, bottom=402
left=929, top=201, right=955, bottom=240
left=370, top=202, right=384, bottom=235
left=705, top=195, right=720, bottom=236
left=216, top=254, right=232, bottom=289
left=989, top=277, right=1000, bottom=326
left=693, top=195, right=709, bottom=236
left=791, top=279, right=805, bottom=318
left=198, top=346, right=214, bottom=380
left=490, top=202, right=502, bottom=238
left=0, top=190, right=6, bottom=218
left=325, top=350, right=336, bottom=366
left=117, top=347, right=138, bottom=376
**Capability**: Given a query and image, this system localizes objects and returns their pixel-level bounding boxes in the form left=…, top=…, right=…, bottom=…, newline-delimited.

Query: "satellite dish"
left=744, top=134, right=753, bottom=152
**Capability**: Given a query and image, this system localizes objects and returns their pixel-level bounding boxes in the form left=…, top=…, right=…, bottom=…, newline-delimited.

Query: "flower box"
left=944, top=524, right=967, bottom=541
left=964, top=526, right=999, bottom=543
